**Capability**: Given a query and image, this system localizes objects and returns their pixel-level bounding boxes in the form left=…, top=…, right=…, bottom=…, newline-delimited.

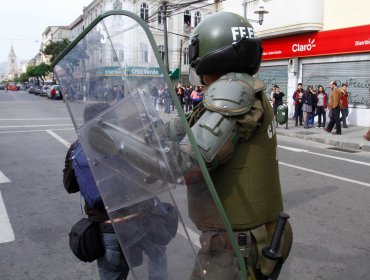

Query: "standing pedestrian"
left=190, top=85, right=203, bottom=108
left=293, top=83, right=304, bottom=126
left=340, top=83, right=349, bottom=128
left=325, top=81, right=342, bottom=135
left=150, top=84, right=159, bottom=110
left=183, top=85, right=193, bottom=112
left=272, top=85, right=285, bottom=117
left=316, top=85, right=328, bottom=128
left=302, top=86, right=313, bottom=129
left=163, top=84, right=171, bottom=113
left=270, top=86, right=276, bottom=102
left=63, top=103, right=130, bottom=280
left=308, top=87, right=317, bottom=127
left=175, top=83, right=184, bottom=110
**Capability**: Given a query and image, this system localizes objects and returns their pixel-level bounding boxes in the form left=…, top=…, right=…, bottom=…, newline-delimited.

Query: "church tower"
left=7, top=45, right=18, bottom=79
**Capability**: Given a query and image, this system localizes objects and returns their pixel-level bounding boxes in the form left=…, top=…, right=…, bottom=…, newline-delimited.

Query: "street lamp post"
left=162, top=0, right=170, bottom=74
left=243, top=0, right=269, bottom=25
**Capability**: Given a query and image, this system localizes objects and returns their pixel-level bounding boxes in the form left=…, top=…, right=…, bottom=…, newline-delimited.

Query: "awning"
left=169, top=68, right=180, bottom=79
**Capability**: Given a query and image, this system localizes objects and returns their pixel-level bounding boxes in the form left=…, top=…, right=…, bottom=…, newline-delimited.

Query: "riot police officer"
left=185, top=11, right=293, bottom=280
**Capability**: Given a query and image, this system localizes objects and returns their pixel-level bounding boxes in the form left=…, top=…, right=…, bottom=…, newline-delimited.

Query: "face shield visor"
left=188, top=34, right=203, bottom=86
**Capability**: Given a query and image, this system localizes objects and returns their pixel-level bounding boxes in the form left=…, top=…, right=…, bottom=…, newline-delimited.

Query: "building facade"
left=70, top=0, right=218, bottom=84
left=233, top=0, right=370, bottom=127
left=6, top=45, right=18, bottom=80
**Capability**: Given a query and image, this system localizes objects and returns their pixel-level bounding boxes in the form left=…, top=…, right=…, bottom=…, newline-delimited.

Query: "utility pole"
left=243, top=0, right=248, bottom=18
left=179, top=39, right=183, bottom=83
left=162, top=0, right=170, bottom=74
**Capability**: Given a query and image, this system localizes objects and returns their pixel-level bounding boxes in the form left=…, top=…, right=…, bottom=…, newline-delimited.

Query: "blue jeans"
left=152, top=96, right=158, bottom=110
left=340, top=108, right=349, bottom=126
left=114, top=216, right=168, bottom=280
left=97, top=233, right=129, bottom=280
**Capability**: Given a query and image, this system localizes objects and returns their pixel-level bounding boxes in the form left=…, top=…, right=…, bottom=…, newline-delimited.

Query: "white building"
left=41, top=26, right=70, bottom=64
left=227, top=0, right=370, bottom=127
left=68, top=0, right=218, bottom=84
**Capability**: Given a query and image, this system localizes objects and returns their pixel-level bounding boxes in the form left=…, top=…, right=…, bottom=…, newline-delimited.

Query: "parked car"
left=0, top=84, right=5, bottom=90
left=46, top=85, right=63, bottom=100
left=27, top=86, right=36, bottom=94
left=39, top=85, right=50, bottom=97
left=7, top=83, right=19, bottom=91
left=34, top=85, right=43, bottom=95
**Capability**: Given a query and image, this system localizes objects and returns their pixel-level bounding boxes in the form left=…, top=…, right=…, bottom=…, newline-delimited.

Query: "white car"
left=46, top=85, right=63, bottom=99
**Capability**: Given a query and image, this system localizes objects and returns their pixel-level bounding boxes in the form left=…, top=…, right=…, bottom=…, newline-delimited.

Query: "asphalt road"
left=0, top=90, right=369, bottom=280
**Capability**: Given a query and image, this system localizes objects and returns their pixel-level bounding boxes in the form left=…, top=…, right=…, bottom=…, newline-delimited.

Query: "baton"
left=262, top=212, right=290, bottom=260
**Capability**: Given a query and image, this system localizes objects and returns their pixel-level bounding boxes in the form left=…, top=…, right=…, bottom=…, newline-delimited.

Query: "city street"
left=1, top=90, right=370, bottom=280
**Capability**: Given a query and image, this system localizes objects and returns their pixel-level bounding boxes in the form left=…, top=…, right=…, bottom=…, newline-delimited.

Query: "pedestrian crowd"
left=292, top=81, right=349, bottom=135
left=150, top=83, right=205, bottom=113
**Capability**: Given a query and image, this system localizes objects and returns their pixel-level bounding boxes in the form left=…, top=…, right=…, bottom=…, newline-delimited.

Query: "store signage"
left=261, top=24, right=370, bottom=60
left=98, top=66, right=162, bottom=76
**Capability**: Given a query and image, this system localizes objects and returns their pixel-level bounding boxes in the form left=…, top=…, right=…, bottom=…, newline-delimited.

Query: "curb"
left=276, top=129, right=370, bottom=152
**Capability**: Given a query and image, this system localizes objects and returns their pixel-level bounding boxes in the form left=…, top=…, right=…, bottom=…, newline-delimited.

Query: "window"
left=183, top=47, right=189, bottom=65
left=158, top=45, right=165, bottom=61
left=158, top=6, right=164, bottom=25
left=195, top=11, right=202, bottom=27
left=140, top=3, right=149, bottom=22
left=140, top=42, right=148, bottom=63
left=184, top=10, right=191, bottom=27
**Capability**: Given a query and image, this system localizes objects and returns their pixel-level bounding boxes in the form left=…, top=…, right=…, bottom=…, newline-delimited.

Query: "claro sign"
left=292, top=39, right=316, bottom=53
left=261, top=24, right=370, bottom=60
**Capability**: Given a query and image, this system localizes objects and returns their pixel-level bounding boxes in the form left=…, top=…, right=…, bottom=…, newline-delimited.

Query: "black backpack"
left=63, top=140, right=80, bottom=193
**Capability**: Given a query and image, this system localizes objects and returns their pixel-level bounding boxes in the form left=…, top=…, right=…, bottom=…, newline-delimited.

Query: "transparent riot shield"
left=53, top=11, right=246, bottom=280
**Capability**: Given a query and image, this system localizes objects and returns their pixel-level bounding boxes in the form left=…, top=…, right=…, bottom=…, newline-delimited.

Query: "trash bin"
left=277, top=104, right=288, bottom=126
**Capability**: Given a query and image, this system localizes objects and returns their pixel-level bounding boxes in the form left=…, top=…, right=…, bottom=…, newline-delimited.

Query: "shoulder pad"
left=203, top=73, right=264, bottom=116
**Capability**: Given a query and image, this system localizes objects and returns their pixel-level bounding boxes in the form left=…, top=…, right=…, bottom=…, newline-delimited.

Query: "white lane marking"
left=279, top=161, right=370, bottom=188
left=177, top=223, right=201, bottom=248
left=0, top=171, right=11, bottom=184
left=0, top=128, right=74, bottom=134
left=0, top=190, right=15, bottom=243
left=46, top=130, right=70, bottom=148
left=0, top=118, right=71, bottom=121
left=278, top=145, right=370, bottom=167
left=0, top=124, right=73, bottom=128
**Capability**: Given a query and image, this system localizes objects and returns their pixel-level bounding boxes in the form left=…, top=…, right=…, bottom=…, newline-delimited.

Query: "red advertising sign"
left=261, top=24, right=370, bottom=60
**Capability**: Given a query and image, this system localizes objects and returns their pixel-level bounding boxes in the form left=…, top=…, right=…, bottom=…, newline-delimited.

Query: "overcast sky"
left=0, top=0, right=242, bottom=64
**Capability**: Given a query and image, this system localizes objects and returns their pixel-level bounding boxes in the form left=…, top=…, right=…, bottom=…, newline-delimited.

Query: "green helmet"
left=189, top=11, right=262, bottom=76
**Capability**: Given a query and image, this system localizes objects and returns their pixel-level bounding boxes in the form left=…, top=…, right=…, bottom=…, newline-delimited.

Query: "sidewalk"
left=276, top=119, right=370, bottom=152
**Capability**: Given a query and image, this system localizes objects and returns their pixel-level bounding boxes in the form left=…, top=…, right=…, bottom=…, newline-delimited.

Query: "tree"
left=14, top=73, right=29, bottom=83
left=43, top=39, right=70, bottom=63
left=26, top=63, right=51, bottom=84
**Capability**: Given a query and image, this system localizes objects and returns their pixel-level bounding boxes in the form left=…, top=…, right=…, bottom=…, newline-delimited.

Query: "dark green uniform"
left=185, top=73, right=292, bottom=280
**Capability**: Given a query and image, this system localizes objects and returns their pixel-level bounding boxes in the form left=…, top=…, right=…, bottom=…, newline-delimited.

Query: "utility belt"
left=200, top=215, right=292, bottom=279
